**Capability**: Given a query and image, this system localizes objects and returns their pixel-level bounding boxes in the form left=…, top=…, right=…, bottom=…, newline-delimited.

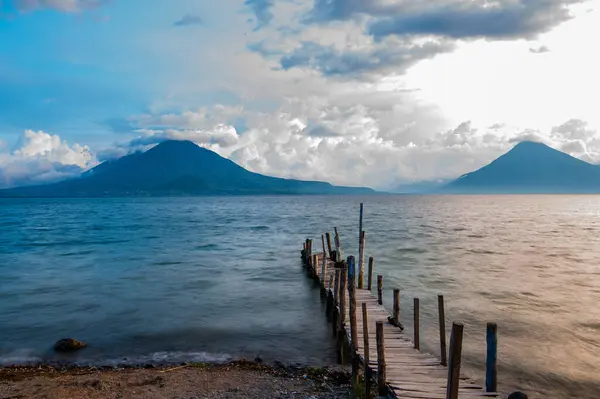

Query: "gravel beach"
left=0, top=361, right=352, bottom=399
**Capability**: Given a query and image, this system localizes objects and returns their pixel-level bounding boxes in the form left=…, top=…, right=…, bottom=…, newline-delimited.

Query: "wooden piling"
left=358, top=202, right=363, bottom=248
left=312, top=254, right=318, bottom=278
left=438, top=295, right=447, bottom=366
left=348, top=257, right=358, bottom=389
left=334, top=269, right=341, bottom=307
left=339, top=262, right=347, bottom=327
left=326, top=232, right=333, bottom=259
left=414, top=297, right=420, bottom=350
left=362, top=302, right=370, bottom=398
left=486, top=322, right=498, bottom=393
left=377, top=275, right=383, bottom=305
left=321, top=234, right=327, bottom=286
left=334, top=227, right=343, bottom=260
left=376, top=321, right=386, bottom=396
left=446, top=322, right=464, bottom=399
left=393, top=289, right=400, bottom=325
left=358, top=231, right=366, bottom=289
left=367, top=256, right=374, bottom=291
left=348, top=257, right=358, bottom=351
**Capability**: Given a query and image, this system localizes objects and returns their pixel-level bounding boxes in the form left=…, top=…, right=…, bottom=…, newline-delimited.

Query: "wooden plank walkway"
left=307, top=251, right=498, bottom=399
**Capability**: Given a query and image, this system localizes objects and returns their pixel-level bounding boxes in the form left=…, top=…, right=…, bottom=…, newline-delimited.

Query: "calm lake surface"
left=1, top=195, right=600, bottom=398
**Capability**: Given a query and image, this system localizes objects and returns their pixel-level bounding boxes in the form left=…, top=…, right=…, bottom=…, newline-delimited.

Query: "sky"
left=0, top=0, right=599, bottom=189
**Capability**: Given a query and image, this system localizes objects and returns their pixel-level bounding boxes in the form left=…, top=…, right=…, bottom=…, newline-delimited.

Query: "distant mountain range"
left=0, top=140, right=374, bottom=197
left=441, top=141, right=600, bottom=194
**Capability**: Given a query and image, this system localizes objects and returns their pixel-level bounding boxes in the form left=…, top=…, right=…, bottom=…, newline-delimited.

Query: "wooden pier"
left=300, top=205, right=507, bottom=399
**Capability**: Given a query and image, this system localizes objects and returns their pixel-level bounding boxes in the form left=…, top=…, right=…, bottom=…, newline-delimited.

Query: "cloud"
left=530, top=45, right=551, bottom=53
left=0, top=130, right=97, bottom=188
left=244, top=0, right=274, bottom=30
left=9, top=0, right=108, bottom=12
left=367, top=1, right=583, bottom=40
left=96, top=98, right=599, bottom=189
left=305, top=1, right=584, bottom=41
left=276, top=39, right=453, bottom=77
left=173, top=14, right=203, bottom=27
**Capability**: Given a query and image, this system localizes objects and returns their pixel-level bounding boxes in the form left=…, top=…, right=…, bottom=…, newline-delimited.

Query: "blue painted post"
left=348, top=255, right=355, bottom=280
left=486, top=322, right=498, bottom=393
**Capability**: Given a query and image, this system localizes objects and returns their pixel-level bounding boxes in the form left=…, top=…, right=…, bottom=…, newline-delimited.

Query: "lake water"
left=1, top=196, right=600, bottom=398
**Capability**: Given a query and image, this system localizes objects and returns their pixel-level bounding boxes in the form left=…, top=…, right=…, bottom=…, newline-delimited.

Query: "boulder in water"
left=53, top=338, right=87, bottom=352
left=507, top=392, right=528, bottom=399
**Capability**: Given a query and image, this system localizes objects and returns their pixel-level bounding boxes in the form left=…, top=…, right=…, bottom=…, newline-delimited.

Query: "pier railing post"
left=362, top=303, right=370, bottom=398
left=367, top=257, right=374, bottom=291
left=393, top=289, right=400, bottom=325
left=414, top=297, right=420, bottom=350
left=446, top=322, right=464, bottom=399
left=348, top=257, right=358, bottom=351
left=334, top=268, right=341, bottom=305
left=321, top=234, right=327, bottom=287
left=337, top=262, right=347, bottom=364
left=326, top=232, right=333, bottom=259
left=377, top=275, right=383, bottom=305
left=348, top=256, right=359, bottom=390
left=358, top=231, right=366, bottom=289
left=486, top=322, right=498, bottom=393
left=376, top=321, right=386, bottom=396
left=358, top=203, right=363, bottom=259
left=334, top=227, right=343, bottom=261
left=339, top=262, right=347, bottom=327
left=438, top=295, right=447, bottom=366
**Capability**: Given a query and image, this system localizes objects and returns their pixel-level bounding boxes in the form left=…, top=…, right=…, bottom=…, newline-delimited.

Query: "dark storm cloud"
left=276, top=40, right=454, bottom=77
left=306, top=0, right=584, bottom=40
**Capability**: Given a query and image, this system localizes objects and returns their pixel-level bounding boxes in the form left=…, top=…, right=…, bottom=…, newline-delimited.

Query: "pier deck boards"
left=309, top=252, right=498, bottom=399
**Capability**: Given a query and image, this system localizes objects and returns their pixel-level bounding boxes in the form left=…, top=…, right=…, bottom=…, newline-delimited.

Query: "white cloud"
left=0, top=130, right=97, bottom=189
left=12, top=0, right=107, bottom=12
left=103, top=100, right=600, bottom=190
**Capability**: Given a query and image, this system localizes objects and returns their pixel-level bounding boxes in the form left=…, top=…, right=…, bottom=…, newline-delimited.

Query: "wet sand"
left=0, top=361, right=352, bottom=399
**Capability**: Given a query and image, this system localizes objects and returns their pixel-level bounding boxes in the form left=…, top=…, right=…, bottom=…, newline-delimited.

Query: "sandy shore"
left=0, top=361, right=352, bottom=399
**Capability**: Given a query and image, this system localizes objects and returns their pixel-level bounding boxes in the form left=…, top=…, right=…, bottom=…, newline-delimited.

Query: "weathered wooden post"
left=321, top=234, right=327, bottom=287
left=337, top=262, right=348, bottom=364
left=307, top=239, right=313, bottom=269
left=446, top=322, right=464, bottom=399
left=362, top=303, right=370, bottom=398
left=367, top=256, right=374, bottom=291
left=334, top=269, right=341, bottom=306
left=358, top=202, right=363, bottom=248
left=326, top=232, right=333, bottom=259
left=414, top=297, right=420, bottom=350
left=486, top=322, right=498, bottom=393
left=312, top=254, right=318, bottom=278
left=339, top=262, right=347, bottom=327
left=348, top=257, right=358, bottom=350
left=377, top=275, right=383, bottom=305
left=376, top=321, right=386, bottom=396
left=358, top=231, right=366, bottom=289
left=334, top=227, right=343, bottom=260
left=438, top=295, right=447, bottom=366
left=393, top=289, right=400, bottom=325
left=347, top=256, right=358, bottom=390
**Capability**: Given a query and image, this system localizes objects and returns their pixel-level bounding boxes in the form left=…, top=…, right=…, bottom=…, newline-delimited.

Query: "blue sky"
left=0, top=0, right=599, bottom=189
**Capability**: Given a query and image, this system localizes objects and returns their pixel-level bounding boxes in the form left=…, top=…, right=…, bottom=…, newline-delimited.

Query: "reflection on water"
left=2, top=195, right=600, bottom=398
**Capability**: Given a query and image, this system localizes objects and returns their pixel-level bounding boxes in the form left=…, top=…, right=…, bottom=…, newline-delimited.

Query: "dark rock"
left=387, top=316, right=404, bottom=331
left=508, top=392, right=528, bottom=399
left=53, top=338, right=87, bottom=352
left=254, top=356, right=263, bottom=364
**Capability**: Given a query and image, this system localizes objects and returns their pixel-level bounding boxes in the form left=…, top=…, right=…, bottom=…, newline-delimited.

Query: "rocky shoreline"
left=0, top=360, right=352, bottom=399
